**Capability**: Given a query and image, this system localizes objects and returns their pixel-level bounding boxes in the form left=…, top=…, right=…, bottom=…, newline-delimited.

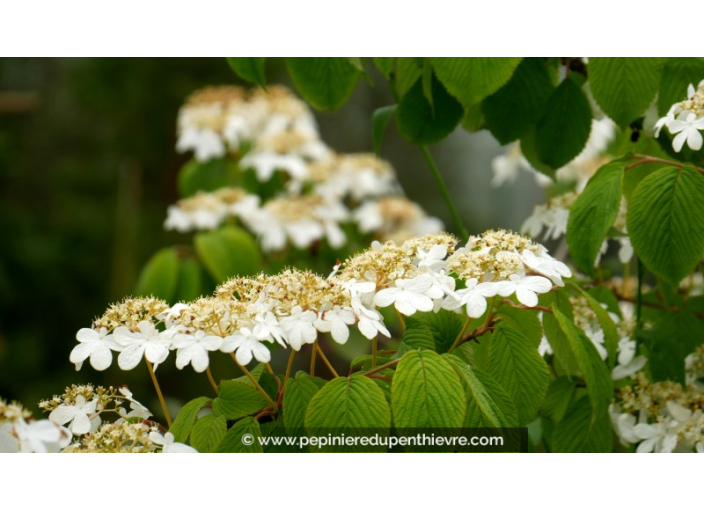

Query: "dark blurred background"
left=0, top=58, right=542, bottom=415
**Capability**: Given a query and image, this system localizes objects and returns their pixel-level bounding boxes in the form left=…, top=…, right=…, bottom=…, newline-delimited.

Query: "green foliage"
left=487, top=324, right=550, bottom=425
left=540, top=376, right=576, bottom=423
left=658, top=57, right=704, bottom=115
left=431, top=57, right=523, bottom=107
left=134, top=247, right=179, bottom=301
left=194, top=225, right=261, bottom=283
left=226, top=57, right=267, bottom=88
left=178, top=158, right=238, bottom=197
left=445, top=354, right=519, bottom=428
left=535, top=76, right=593, bottom=169
left=169, top=396, right=212, bottom=443
left=494, top=306, right=542, bottom=348
left=175, top=258, right=203, bottom=302
left=395, top=57, right=422, bottom=98
left=627, top=165, right=704, bottom=285
left=552, top=309, right=613, bottom=417
left=407, top=309, right=465, bottom=353
left=567, top=160, right=625, bottom=274
left=588, top=57, right=661, bottom=128
left=372, top=105, right=397, bottom=155
left=373, top=57, right=394, bottom=78
left=483, top=58, right=555, bottom=144
left=571, top=285, right=619, bottom=368
left=551, top=397, right=612, bottom=453
left=396, top=76, right=463, bottom=145
left=217, top=417, right=264, bottom=453
left=190, top=414, right=227, bottom=453
left=283, top=371, right=321, bottom=434
left=285, top=57, right=360, bottom=110
left=212, top=380, right=269, bottom=420
left=391, top=350, right=466, bottom=429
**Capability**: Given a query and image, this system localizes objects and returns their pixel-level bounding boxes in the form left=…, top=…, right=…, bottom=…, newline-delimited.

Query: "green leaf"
left=175, top=258, right=202, bottom=302
left=134, top=247, right=179, bottom=301
left=177, top=158, right=238, bottom=197
left=398, top=321, right=436, bottom=351
left=194, top=225, right=261, bottom=283
left=552, top=397, right=612, bottom=453
left=494, top=306, right=542, bottom=348
left=285, top=58, right=360, bottom=110
left=391, top=350, right=466, bottom=429
left=535, top=76, right=593, bottom=169
left=639, top=311, right=704, bottom=384
left=571, top=284, right=619, bottom=369
left=627, top=165, right=704, bottom=285
left=588, top=57, right=661, bottom=128
left=372, top=105, right=397, bottom=155
left=567, top=160, right=625, bottom=274
left=408, top=309, right=465, bottom=353
left=552, top=308, right=613, bottom=416
left=212, top=380, right=268, bottom=420
left=539, top=376, right=576, bottom=423
left=444, top=354, right=519, bottom=428
left=305, top=375, right=391, bottom=452
left=395, top=57, right=422, bottom=98
left=283, top=372, right=321, bottom=434
left=488, top=324, right=550, bottom=425
left=431, top=57, right=522, bottom=107
left=373, top=57, right=395, bottom=78
left=542, top=312, right=579, bottom=375
left=460, top=102, right=485, bottom=133
left=216, top=417, right=263, bottom=453
left=169, top=396, right=212, bottom=443
left=190, top=414, right=227, bottom=453
left=226, top=57, right=267, bottom=88
left=396, top=76, right=463, bottom=145
left=483, top=58, right=555, bottom=144
left=658, top=58, right=704, bottom=115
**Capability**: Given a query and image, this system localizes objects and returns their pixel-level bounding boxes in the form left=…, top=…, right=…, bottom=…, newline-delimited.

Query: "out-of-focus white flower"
left=176, top=127, right=226, bottom=162
left=634, top=422, right=678, bottom=453
left=70, top=327, right=121, bottom=371
left=10, top=419, right=71, bottom=453
left=113, top=321, right=171, bottom=371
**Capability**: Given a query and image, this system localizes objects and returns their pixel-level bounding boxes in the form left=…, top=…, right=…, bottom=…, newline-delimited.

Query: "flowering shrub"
left=4, top=57, right=704, bottom=453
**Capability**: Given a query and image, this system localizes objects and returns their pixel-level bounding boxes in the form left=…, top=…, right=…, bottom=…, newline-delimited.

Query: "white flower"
left=172, top=331, right=223, bottom=373
left=415, top=245, right=448, bottom=272
left=668, top=111, right=704, bottom=152
left=279, top=306, right=318, bottom=350
left=221, top=328, right=273, bottom=365
left=113, top=321, right=171, bottom=371
left=352, top=297, right=391, bottom=340
left=49, top=395, right=100, bottom=435
left=240, top=151, right=308, bottom=182
left=164, top=205, right=193, bottom=232
left=251, top=312, right=287, bottom=348
left=442, top=279, right=498, bottom=318
left=315, top=307, right=356, bottom=344
left=149, top=431, right=198, bottom=453
left=12, top=419, right=71, bottom=453
left=117, top=387, right=151, bottom=421
left=70, top=327, right=121, bottom=371
left=176, top=127, right=226, bottom=162
left=520, top=249, right=571, bottom=286
left=634, top=422, right=678, bottom=453
left=494, top=274, right=552, bottom=307
left=373, top=275, right=435, bottom=316
left=654, top=104, right=677, bottom=137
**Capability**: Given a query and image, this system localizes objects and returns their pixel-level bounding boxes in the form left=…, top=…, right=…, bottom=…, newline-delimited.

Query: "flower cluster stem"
left=145, top=358, right=172, bottom=428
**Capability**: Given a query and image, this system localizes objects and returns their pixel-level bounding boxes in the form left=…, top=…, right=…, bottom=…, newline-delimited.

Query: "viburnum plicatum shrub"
left=3, top=57, right=704, bottom=453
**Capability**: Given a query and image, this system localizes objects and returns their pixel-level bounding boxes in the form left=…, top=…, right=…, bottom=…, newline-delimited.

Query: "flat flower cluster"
left=655, top=80, right=704, bottom=152
left=611, top=363, right=704, bottom=453
left=70, top=231, right=571, bottom=372
left=168, top=85, right=441, bottom=251
left=1, top=385, right=194, bottom=453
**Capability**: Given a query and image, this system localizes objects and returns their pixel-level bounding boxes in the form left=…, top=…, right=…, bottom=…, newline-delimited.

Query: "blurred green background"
left=0, top=58, right=542, bottom=416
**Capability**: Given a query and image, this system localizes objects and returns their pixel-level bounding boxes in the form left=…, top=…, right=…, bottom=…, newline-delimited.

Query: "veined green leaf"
left=169, top=396, right=212, bottom=443
left=226, top=57, right=267, bottom=88
left=551, top=397, right=612, bottom=452
left=431, top=57, right=522, bottom=107
left=216, top=417, right=263, bottom=453
left=212, top=380, right=269, bottom=420
left=134, top=247, right=179, bottom=301
left=283, top=372, right=321, bottom=435
left=286, top=58, right=360, bottom=110
left=190, top=414, right=227, bottom=453
left=372, top=105, right=397, bottom=155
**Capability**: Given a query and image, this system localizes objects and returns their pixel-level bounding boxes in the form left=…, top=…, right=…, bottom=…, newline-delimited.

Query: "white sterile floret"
left=633, top=422, right=678, bottom=454
left=113, top=321, right=171, bottom=371
left=519, top=249, right=571, bottom=286
left=668, top=112, right=704, bottom=152
left=176, top=127, right=226, bottom=162
left=279, top=306, right=318, bottom=350
left=442, top=278, right=498, bottom=318
left=117, top=387, right=151, bottom=421
left=221, top=328, right=273, bottom=365
left=70, top=327, right=121, bottom=371
left=494, top=274, right=552, bottom=308
left=373, top=274, right=435, bottom=316
left=149, top=431, right=198, bottom=453
left=9, top=419, right=71, bottom=453
left=315, top=307, right=356, bottom=344
left=352, top=297, right=391, bottom=339
left=49, top=395, right=100, bottom=435
left=172, top=331, right=223, bottom=373
left=251, top=312, right=287, bottom=347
